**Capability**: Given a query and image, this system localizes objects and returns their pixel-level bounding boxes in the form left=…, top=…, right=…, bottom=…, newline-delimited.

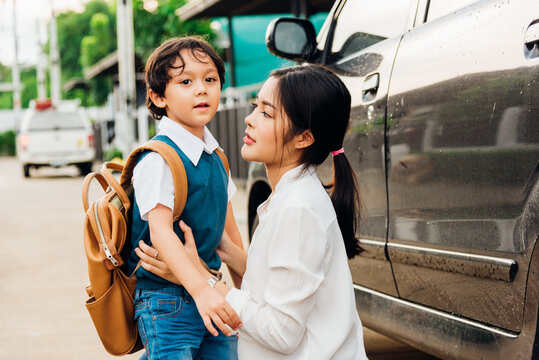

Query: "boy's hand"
left=191, top=286, right=242, bottom=337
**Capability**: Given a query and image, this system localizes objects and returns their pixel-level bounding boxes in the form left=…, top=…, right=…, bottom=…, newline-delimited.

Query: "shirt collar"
left=257, top=165, right=317, bottom=217
left=275, top=165, right=316, bottom=190
left=157, top=116, right=220, bottom=166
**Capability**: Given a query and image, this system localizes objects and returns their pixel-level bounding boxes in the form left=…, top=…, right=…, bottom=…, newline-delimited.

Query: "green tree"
left=0, top=63, right=12, bottom=109
left=0, top=64, right=37, bottom=109
left=20, top=68, right=38, bottom=108
left=81, top=13, right=115, bottom=68
left=133, top=0, right=218, bottom=61
left=80, top=12, right=116, bottom=104
left=55, top=0, right=217, bottom=106
left=56, top=0, right=115, bottom=104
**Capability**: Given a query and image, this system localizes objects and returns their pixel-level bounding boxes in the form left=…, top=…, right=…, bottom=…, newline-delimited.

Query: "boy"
left=127, top=36, right=242, bottom=360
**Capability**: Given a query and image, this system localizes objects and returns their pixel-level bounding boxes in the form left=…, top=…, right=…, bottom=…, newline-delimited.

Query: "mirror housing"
left=266, top=18, right=317, bottom=62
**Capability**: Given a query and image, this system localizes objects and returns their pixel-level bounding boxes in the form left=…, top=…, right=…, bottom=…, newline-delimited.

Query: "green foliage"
left=0, top=66, right=39, bottom=109
left=104, top=147, right=123, bottom=161
left=148, top=124, right=156, bottom=138
left=0, top=63, right=13, bottom=109
left=81, top=12, right=116, bottom=68
left=20, top=68, right=38, bottom=108
left=0, top=130, right=16, bottom=156
left=0, top=0, right=218, bottom=109
left=57, top=0, right=116, bottom=104
left=57, top=0, right=115, bottom=79
left=133, top=0, right=219, bottom=62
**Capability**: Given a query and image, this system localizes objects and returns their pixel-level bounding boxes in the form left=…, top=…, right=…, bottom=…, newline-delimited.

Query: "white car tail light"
left=19, top=134, right=29, bottom=151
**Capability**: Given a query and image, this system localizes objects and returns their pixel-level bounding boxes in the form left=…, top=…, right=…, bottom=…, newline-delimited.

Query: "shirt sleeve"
left=227, top=170, right=236, bottom=201
left=225, top=205, right=329, bottom=355
left=132, top=152, right=174, bottom=221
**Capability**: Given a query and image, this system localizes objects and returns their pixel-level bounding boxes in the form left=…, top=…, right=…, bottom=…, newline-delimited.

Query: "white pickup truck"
left=17, top=99, right=95, bottom=177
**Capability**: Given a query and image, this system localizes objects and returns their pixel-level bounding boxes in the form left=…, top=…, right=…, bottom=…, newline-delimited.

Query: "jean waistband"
left=135, top=285, right=187, bottom=298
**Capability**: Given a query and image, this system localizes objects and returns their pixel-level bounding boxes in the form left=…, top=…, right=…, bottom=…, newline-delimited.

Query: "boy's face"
left=151, top=49, right=221, bottom=138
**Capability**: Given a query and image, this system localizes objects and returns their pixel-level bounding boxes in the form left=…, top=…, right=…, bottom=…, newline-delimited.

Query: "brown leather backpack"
left=82, top=140, right=229, bottom=356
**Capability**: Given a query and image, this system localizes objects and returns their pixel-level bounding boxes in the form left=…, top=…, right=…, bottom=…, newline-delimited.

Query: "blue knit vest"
left=127, top=135, right=228, bottom=290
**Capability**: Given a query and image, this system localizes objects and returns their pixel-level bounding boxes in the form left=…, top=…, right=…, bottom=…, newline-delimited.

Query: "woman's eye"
left=250, top=102, right=258, bottom=111
left=180, top=79, right=191, bottom=85
left=262, top=111, right=272, bottom=118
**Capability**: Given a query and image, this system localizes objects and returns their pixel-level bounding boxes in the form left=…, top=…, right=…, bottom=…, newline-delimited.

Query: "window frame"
left=319, top=0, right=421, bottom=66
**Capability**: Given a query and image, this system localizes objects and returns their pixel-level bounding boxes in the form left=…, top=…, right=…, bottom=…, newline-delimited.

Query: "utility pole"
left=11, top=0, right=21, bottom=128
left=49, top=7, right=61, bottom=105
left=36, top=19, right=46, bottom=100
left=116, top=0, right=136, bottom=158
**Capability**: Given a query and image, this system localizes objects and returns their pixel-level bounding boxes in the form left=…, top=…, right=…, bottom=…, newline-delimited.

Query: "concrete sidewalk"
left=0, top=158, right=436, bottom=359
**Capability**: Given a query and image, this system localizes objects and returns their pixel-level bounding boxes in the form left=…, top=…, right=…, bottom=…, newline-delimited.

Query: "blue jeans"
left=134, top=286, right=238, bottom=360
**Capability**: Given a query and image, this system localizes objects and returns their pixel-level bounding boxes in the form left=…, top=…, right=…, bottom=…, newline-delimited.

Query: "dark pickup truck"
left=245, top=0, right=539, bottom=358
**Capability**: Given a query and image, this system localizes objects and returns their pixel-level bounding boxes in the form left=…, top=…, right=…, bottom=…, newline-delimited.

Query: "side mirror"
left=266, top=18, right=317, bottom=62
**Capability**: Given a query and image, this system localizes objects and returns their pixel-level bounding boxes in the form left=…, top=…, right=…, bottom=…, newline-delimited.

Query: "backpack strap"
left=214, top=148, right=230, bottom=176
left=82, top=171, right=109, bottom=213
left=121, top=140, right=187, bottom=221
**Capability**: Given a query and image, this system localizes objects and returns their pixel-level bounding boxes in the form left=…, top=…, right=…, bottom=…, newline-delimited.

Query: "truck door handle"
left=525, top=22, right=539, bottom=46
left=362, top=73, right=380, bottom=94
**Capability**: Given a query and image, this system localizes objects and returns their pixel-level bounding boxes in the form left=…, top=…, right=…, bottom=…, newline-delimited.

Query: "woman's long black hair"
left=271, top=65, right=363, bottom=258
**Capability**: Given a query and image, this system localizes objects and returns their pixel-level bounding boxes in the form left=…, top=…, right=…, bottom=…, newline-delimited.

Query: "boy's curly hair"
left=144, top=36, right=226, bottom=120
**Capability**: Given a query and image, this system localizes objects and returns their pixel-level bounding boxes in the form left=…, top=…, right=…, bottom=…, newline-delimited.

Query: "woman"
left=137, top=64, right=368, bottom=359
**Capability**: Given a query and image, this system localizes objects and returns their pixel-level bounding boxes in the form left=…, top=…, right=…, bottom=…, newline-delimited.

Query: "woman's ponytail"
left=271, top=64, right=363, bottom=259
left=330, top=152, right=363, bottom=259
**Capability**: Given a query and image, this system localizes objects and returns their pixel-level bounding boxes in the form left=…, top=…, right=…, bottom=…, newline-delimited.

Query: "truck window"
left=28, top=112, right=86, bottom=131
left=426, top=0, right=479, bottom=22
left=330, top=0, right=416, bottom=61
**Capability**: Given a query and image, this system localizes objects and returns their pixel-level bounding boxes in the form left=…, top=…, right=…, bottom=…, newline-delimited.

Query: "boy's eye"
left=205, top=77, right=217, bottom=83
left=180, top=79, right=191, bottom=85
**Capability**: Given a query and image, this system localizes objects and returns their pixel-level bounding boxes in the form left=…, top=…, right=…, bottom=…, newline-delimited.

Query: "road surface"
left=0, top=158, right=438, bottom=359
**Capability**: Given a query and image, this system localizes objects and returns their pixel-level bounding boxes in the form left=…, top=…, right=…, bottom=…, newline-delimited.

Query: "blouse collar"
left=258, top=165, right=318, bottom=217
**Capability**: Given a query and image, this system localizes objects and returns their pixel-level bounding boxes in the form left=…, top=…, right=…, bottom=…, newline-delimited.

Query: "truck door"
left=385, top=0, right=539, bottom=332
left=318, top=0, right=418, bottom=297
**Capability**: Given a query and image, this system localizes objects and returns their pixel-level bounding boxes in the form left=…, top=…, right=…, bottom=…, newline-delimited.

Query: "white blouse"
left=226, top=166, right=368, bottom=360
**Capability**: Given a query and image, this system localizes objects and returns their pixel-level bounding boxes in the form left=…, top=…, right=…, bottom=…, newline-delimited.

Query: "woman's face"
left=241, top=76, right=294, bottom=167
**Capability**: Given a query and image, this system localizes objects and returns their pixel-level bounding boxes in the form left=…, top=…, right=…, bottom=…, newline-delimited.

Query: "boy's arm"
left=147, top=204, right=241, bottom=335
left=224, top=202, right=245, bottom=288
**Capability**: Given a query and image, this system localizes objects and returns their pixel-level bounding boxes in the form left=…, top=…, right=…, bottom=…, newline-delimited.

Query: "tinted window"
left=28, top=111, right=85, bottom=131
left=426, top=0, right=479, bottom=22
left=330, top=0, right=416, bottom=60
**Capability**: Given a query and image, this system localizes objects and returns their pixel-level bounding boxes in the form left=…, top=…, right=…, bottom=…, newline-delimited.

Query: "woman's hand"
left=178, top=220, right=202, bottom=268
left=136, top=241, right=180, bottom=284
left=136, top=219, right=205, bottom=284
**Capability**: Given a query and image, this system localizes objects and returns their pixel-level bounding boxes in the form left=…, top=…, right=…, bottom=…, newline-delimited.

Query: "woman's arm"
left=218, top=231, right=247, bottom=278
left=223, top=202, right=246, bottom=287
left=225, top=206, right=328, bottom=355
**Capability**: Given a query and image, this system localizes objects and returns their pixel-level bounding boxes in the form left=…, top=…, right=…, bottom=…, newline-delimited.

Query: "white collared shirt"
left=226, top=166, right=368, bottom=360
left=133, top=116, right=236, bottom=221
